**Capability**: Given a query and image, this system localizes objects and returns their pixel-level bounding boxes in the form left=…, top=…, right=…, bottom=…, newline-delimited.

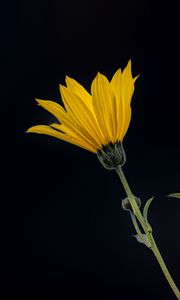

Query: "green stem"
left=129, top=211, right=151, bottom=248
left=115, top=165, right=180, bottom=300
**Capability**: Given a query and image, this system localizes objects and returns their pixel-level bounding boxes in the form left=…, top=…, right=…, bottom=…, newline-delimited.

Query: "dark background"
left=1, top=0, right=180, bottom=299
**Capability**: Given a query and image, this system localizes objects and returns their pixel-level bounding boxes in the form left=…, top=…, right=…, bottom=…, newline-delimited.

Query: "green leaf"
left=143, top=196, right=154, bottom=223
left=167, top=193, right=180, bottom=199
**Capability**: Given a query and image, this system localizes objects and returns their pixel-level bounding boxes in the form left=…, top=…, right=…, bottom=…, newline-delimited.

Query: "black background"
left=1, top=0, right=180, bottom=299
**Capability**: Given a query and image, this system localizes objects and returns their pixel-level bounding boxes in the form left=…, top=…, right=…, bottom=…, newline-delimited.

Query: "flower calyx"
left=97, top=142, right=126, bottom=170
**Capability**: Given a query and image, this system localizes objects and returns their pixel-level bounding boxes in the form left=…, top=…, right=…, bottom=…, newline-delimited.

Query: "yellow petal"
left=60, top=84, right=104, bottom=148
left=35, top=99, right=65, bottom=122
left=65, top=76, right=93, bottom=111
left=36, top=98, right=90, bottom=141
left=36, top=98, right=95, bottom=146
left=111, top=68, right=123, bottom=140
left=65, top=76, right=106, bottom=144
left=119, top=107, right=132, bottom=140
left=26, top=125, right=97, bottom=153
left=121, top=60, right=135, bottom=108
left=120, top=60, right=137, bottom=139
left=36, top=95, right=102, bottom=150
left=91, top=73, right=117, bottom=144
left=50, top=122, right=101, bottom=151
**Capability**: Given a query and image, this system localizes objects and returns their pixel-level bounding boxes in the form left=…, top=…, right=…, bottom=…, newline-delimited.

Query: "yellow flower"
left=27, top=60, right=138, bottom=162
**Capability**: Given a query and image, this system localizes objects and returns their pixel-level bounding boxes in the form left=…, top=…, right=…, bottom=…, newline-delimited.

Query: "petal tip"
left=26, top=127, right=34, bottom=133
left=65, top=75, right=71, bottom=84
left=59, top=84, right=66, bottom=91
left=134, top=74, right=140, bottom=82
left=126, top=59, right=132, bottom=71
left=35, top=98, right=44, bottom=106
left=65, top=75, right=71, bottom=80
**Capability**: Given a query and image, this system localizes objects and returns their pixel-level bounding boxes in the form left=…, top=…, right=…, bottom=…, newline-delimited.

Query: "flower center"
left=97, top=142, right=126, bottom=170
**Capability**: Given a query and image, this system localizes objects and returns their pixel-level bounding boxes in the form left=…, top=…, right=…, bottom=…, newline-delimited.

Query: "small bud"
left=97, top=142, right=126, bottom=170
left=122, top=196, right=141, bottom=212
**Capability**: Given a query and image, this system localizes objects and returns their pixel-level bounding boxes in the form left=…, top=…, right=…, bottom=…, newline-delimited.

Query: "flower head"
left=27, top=60, right=138, bottom=166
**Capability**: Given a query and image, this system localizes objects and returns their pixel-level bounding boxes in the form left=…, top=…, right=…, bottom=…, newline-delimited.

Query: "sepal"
left=97, top=142, right=126, bottom=170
